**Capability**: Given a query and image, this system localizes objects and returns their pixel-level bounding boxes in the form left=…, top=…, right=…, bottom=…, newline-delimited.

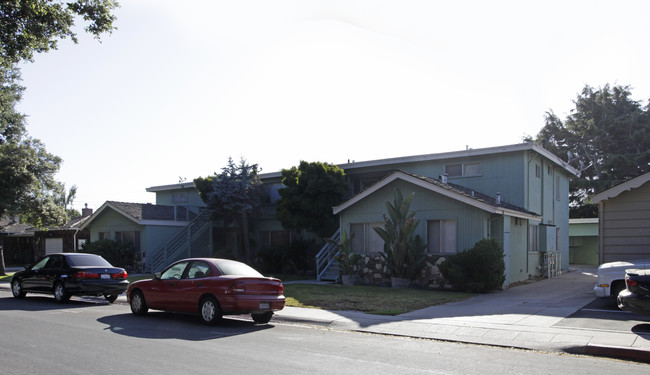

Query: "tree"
left=373, top=188, right=427, bottom=282
left=194, top=158, right=263, bottom=264
left=0, top=1, right=119, bottom=275
left=275, top=161, right=348, bottom=238
left=528, top=84, right=650, bottom=215
left=0, top=0, right=119, bottom=67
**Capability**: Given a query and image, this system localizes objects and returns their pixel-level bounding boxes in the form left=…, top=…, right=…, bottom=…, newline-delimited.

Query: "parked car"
left=10, top=253, right=129, bottom=303
left=594, top=259, right=650, bottom=299
left=127, top=258, right=285, bottom=325
left=617, top=269, right=650, bottom=316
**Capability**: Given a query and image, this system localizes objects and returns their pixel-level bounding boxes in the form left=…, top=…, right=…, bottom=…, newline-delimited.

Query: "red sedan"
left=127, top=258, right=285, bottom=324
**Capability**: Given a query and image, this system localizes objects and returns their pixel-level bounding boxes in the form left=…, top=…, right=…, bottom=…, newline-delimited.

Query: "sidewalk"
left=274, top=267, right=650, bottom=364
left=2, top=267, right=649, bottom=363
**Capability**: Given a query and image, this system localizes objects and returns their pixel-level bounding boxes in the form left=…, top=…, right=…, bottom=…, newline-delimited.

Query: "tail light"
left=111, top=271, right=128, bottom=279
left=278, top=283, right=284, bottom=295
left=227, top=282, right=246, bottom=294
left=626, top=276, right=638, bottom=288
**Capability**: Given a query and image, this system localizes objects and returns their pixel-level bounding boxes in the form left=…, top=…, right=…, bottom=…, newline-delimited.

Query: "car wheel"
left=130, top=290, right=148, bottom=315
left=611, top=281, right=625, bottom=308
left=199, top=296, right=222, bottom=325
left=251, top=311, right=274, bottom=324
left=53, top=282, right=70, bottom=303
left=104, top=294, right=119, bottom=303
left=11, top=279, right=26, bottom=298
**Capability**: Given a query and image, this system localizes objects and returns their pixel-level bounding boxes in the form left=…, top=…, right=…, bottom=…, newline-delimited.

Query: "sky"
left=15, top=0, right=650, bottom=211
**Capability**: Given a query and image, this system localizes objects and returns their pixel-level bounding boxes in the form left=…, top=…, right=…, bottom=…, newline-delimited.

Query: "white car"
left=594, top=259, right=650, bottom=298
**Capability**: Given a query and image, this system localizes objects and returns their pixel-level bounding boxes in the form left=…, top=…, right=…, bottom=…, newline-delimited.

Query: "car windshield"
left=66, top=254, right=113, bottom=267
left=216, top=261, right=263, bottom=277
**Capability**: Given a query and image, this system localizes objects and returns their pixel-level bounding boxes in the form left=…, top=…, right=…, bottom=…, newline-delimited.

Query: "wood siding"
left=599, top=182, right=650, bottom=263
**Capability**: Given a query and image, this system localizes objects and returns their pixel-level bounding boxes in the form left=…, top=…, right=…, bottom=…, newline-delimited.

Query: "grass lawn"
left=284, top=283, right=474, bottom=316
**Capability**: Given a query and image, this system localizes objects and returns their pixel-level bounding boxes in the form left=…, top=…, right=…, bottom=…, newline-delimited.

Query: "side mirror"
left=154, top=272, right=162, bottom=280
left=24, top=264, right=31, bottom=270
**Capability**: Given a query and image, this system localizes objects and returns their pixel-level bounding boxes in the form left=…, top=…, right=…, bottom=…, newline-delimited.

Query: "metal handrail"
left=315, top=228, right=340, bottom=281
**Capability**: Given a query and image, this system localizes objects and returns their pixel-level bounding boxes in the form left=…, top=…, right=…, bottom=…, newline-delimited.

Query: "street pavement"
left=2, top=265, right=649, bottom=364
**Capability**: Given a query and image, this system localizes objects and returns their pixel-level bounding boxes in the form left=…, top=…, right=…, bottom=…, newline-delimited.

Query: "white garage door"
left=45, top=238, right=63, bottom=254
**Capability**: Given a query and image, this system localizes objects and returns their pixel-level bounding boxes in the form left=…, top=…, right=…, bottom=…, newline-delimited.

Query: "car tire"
left=104, top=294, right=119, bottom=303
left=130, top=290, right=148, bottom=315
left=251, top=311, right=274, bottom=324
left=53, top=282, right=70, bottom=303
left=199, top=296, right=222, bottom=325
left=611, top=281, right=626, bottom=308
left=11, top=279, right=26, bottom=298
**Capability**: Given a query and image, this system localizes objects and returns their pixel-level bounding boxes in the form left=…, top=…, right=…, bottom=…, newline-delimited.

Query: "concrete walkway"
left=3, top=266, right=649, bottom=363
left=275, top=266, right=650, bottom=364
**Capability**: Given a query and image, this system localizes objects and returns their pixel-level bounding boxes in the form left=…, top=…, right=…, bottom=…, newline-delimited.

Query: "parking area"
left=554, top=296, right=650, bottom=334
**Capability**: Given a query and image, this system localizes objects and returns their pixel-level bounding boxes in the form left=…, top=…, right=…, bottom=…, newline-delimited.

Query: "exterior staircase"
left=149, top=209, right=211, bottom=273
left=315, top=228, right=340, bottom=282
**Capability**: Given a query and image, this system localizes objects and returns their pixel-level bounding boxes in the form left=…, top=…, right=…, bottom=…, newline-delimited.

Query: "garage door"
left=45, top=238, right=63, bottom=255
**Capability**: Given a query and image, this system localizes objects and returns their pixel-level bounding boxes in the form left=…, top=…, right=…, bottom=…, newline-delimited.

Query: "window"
left=427, top=219, right=457, bottom=253
left=186, top=261, right=211, bottom=279
left=555, top=175, right=561, bottom=201
left=115, top=231, right=141, bottom=251
left=350, top=223, right=383, bottom=253
left=161, top=261, right=189, bottom=280
left=98, top=232, right=109, bottom=240
left=547, top=165, right=552, bottom=175
left=444, top=162, right=481, bottom=177
left=528, top=225, right=539, bottom=252
left=535, top=164, right=541, bottom=178
left=172, top=192, right=188, bottom=203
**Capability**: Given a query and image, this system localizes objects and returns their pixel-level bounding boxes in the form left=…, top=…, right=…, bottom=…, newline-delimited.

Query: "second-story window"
left=445, top=162, right=481, bottom=177
left=172, top=192, right=188, bottom=203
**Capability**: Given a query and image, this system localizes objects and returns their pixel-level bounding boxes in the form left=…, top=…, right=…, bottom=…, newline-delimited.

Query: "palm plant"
left=373, top=189, right=427, bottom=280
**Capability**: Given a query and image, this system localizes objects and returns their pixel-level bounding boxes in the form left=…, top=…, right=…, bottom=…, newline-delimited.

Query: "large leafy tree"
left=528, top=84, right=650, bottom=215
left=0, top=0, right=119, bottom=67
left=276, top=161, right=348, bottom=238
left=0, top=1, right=119, bottom=274
left=194, top=158, right=263, bottom=264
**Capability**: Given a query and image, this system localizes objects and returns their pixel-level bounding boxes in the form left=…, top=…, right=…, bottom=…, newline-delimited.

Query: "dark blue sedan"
left=10, top=253, right=129, bottom=303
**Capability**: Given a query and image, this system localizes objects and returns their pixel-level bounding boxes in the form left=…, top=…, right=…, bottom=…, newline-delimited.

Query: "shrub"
left=439, top=238, right=505, bottom=293
left=255, top=238, right=318, bottom=274
left=81, top=240, right=141, bottom=271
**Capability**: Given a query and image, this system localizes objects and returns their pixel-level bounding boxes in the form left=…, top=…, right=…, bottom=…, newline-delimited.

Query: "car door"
left=172, top=261, right=213, bottom=313
left=40, top=255, right=64, bottom=291
left=21, top=256, right=50, bottom=291
left=144, top=261, right=190, bottom=311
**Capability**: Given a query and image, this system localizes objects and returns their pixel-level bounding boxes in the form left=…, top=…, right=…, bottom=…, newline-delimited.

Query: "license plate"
left=101, top=274, right=110, bottom=280
left=259, top=303, right=270, bottom=310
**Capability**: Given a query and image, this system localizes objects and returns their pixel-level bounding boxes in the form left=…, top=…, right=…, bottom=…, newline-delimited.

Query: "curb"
left=584, top=344, right=650, bottom=364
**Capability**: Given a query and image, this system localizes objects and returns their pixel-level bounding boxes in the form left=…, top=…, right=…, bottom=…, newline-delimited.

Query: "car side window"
left=31, top=257, right=50, bottom=271
left=161, top=262, right=188, bottom=280
left=45, top=255, right=63, bottom=269
left=186, top=262, right=211, bottom=279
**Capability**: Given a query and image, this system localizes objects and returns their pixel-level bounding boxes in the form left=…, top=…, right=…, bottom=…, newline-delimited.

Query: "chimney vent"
left=496, top=193, right=501, bottom=205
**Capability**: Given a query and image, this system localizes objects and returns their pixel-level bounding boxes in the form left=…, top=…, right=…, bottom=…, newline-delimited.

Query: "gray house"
left=592, top=172, right=650, bottom=264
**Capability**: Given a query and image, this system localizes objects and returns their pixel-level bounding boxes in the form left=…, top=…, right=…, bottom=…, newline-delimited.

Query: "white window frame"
left=445, top=162, right=481, bottom=177
left=427, top=219, right=457, bottom=253
left=350, top=222, right=384, bottom=254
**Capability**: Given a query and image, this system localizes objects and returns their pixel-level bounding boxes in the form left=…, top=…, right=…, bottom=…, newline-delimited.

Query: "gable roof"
left=333, top=170, right=541, bottom=220
left=79, top=201, right=186, bottom=230
left=592, top=172, right=650, bottom=203
left=337, top=143, right=579, bottom=177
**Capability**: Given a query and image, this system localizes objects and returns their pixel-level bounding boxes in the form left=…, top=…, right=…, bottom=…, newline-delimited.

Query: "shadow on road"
left=0, top=295, right=107, bottom=311
left=97, top=312, right=274, bottom=341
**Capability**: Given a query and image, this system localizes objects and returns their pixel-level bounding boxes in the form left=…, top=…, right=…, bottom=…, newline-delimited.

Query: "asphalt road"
left=554, top=296, right=650, bottom=334
left=1, top=290, right=648, bottom=374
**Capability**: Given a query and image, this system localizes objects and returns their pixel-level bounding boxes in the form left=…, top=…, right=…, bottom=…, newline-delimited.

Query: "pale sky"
left=15, top=0, right=650, bottom=211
